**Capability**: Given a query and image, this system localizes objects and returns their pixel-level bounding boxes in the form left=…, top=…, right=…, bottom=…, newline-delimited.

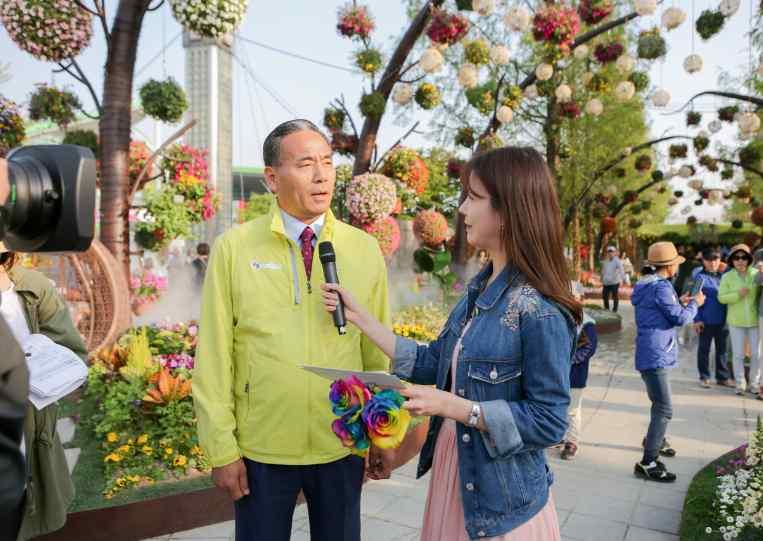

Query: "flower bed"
left=392, top=303, right=449, bottom=343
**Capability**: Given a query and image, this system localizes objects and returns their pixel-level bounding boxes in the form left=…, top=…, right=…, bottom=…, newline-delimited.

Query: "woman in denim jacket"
left=322, top=147, right=581, bottom=540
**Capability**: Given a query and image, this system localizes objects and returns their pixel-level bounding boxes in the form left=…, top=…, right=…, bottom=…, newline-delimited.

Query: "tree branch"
left=56, top=60, right=103, bottom=116
left=372, top=121, right=421, bottom=171
left=147, top=0, right=166, bottom=11
left=666, top=90, right=763, bottom=115
left=399, top=74, right=427, bottom=84
left=74, top=0, right=98, bottom=16
left=333, top=95, right=359, bottom=140
left=718, top=158, right=763, bottom=179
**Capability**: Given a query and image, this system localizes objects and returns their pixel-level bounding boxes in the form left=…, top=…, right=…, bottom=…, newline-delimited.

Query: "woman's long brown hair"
left=465, top=146, right=583, bottom=324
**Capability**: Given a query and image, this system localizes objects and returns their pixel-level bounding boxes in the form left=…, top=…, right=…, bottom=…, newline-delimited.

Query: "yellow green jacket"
left=718, top=268, right=759, bottom=328
left=193, top=205, right=391, bottom=468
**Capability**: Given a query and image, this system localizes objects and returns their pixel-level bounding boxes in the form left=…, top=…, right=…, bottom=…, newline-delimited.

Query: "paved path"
left=142, top=304, right=763, bottom=540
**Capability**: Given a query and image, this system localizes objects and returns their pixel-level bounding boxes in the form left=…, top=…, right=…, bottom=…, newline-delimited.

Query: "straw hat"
left=727, top=243, right=752, bottom=263
left=645, top=241, right=685, bottom=267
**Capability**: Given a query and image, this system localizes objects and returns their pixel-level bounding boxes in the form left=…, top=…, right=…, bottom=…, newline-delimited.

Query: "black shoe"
left=641, top=437, right=676, bottom=458
left=634, top=460, right=677, bottom=483
left=561, top=442, right=578, bottom=460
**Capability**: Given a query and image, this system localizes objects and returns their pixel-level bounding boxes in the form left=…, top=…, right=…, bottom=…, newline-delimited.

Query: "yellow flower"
left=165, top=447, right=174, bottom=455
left=127, top=438, right=134, bottom=445
left=127, top=475, right=141, bottom=483
left=107, top=432, right=118, bottom=443
left=173, top=455, right=188, bottom=467
left=144, top=477, right=155, bottom=484
left=104, top=492, right=114, bottom=500
left=116, top=478, right=126, bottom=487
left=118, top=445, right=132, bottom=455
left=104, top=453, right=122, bottom=463
left=137, top=434, right=149, bottom=445
left=190, top=445, right=202, bottom=456
left=141, top=445, right=153, bottom=455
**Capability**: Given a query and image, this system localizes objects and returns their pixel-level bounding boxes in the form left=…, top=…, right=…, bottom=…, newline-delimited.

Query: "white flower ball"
left=523, top=84, right=539, bottom=99
left=661, top=7, right=687, bottom=30
left=490, top=45, right=510, bottom=65
left=668, top=197, right=678, bottom=205
left=623, top=147, right=632, bottom=156
left=420, top=47, right=444, bottom=73
left=585, top=98, right=603, bottom=117
left=739, top=112, right=761, bottom=134
left=497, top=105, right=514, bottom=124
left=688, top=179, right=703, bottom=190
left=536, top=63, right=554, bottom=81
left=684, top=54, right=703, bottom=74
left=504, top=6, right=531, bottom=32
left=392, top=84, right=414, bottom=105
left=679, top=165, right=693, bottom=178
left=473, top=0, right=496, bottom=16
left=616, top=54, right=636, bottom=75
left=458, top=63, right=479, bottom=89
left=720, top=0, right=740, bottom=16
left=574, top=45, right=590, bottom=60
left=651, top=88, right=671, bottom=107
left=615, top=81, right=636, bottom=102
left=555, top=84, right=573, bottom=103
left=635, top=0, right=657, bottom=16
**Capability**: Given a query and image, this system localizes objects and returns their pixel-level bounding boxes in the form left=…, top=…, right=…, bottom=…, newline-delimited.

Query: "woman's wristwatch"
left=467, top=402, right=482, bottom=427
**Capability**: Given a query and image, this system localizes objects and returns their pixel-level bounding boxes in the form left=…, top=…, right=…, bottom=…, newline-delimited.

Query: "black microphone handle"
left=323, top=261, right=347, bottom=334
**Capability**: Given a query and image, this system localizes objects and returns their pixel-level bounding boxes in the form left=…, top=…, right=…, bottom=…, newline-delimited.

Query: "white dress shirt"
left=280, top=209, right=325, bottom=248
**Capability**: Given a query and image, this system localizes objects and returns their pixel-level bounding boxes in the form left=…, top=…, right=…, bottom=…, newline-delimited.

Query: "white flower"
left=574, top=45, right=589, bottom=60
left=661, top=7, right=687, bottom=30
left=490, top=45, right=510, bottom=65
left=684, top=54, right=703, bottom=74
left=555, top=84, right=572, bottom=103
left=496, top=105, right=513, bottom=124
left=720, top=0, right=741, bottom=16
left=392, top=84, right=414, bottom=105
left=615, top=81, right=636, bottom=102
left=738, top=112, right=761, bottom=135
left=420, top=47, right=444, bottom=73
left=705, top=527, right=713, bottom=534
left=523, top=84, right=539, bottom=99
left=504, top=6, right=531, bottom=32
left=651, top=88, right=671, bottom=107
left=585, top=98, right=603, bottom=117
left=616, top=54, right=636, bottom=75
left=535, top=63, right=554, bottom=81
left=458, top=63, right=479, bottom=88
left=635, top=0, right=657, bottom=16
left=473, top=0, right=495, bottom=16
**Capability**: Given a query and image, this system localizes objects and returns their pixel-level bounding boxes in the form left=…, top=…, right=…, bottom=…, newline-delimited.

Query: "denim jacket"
left=393, top=264, right=576, bottom=539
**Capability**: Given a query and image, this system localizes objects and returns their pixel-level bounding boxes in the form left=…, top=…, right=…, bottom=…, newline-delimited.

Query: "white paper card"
left=300, top=365, right=406, bottom=390
left=23, top=333, right=88, bottom=410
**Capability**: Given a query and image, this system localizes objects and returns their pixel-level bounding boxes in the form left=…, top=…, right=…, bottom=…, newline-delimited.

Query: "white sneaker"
left=749, top=386, right=760, bottom=396
left=737, top=383, right=747, bottom=395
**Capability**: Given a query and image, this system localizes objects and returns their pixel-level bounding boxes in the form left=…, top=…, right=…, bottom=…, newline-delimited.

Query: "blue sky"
left=1, top=0, right=759, bottom=222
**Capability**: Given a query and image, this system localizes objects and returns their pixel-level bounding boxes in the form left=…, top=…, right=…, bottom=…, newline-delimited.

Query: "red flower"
left=426, top=11, right=469, bottom=45
left=337, top=4, right=375, bottom=39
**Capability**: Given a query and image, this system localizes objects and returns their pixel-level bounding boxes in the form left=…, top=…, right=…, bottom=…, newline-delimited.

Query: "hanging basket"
left=668, top=144, right=688, bottom=159
left=634, top=155, right=652, bottom=172
left=415, top=83, right=442, bottom=110
left=531, top=4, right=581, bottom=54
left=323, top=107, right=346, bottom=132
left=426, top=10, right=469, bottom=45
left=594, top=41, right=624, bottom=64
left=628, top=71, right=650, bottom=92
left=696, top=9, right=725, bottom=41
left=455, top=127, right=475, bottom=149
left=139, top=78, right=188, bottom=124
left=718, top=105, right=739, bottom=122
left=601, top=217, right=617, bottom=234
left=346, top=173, right=397, bottom=223
left=413, top=209, right=449, bottom=248
left=170, top=0, right=248, bottom=40
left=359, top=92, right=386, bottom=120
left=380, top=148, right=430, bottom=195
left=686, top=111, right=702, bottom=126
left=362, top=217, right=401, bottom=258
left=636, top=28, right=667, bottom=60
left=0, top=96, right=26, bottom=157
left=577, top=0, right=614, bottom=25
left=336, top=3, right=375, bottom=39
left=693, top=135, right=710, bottom=153
left=465, top=81, right=498, bottom=115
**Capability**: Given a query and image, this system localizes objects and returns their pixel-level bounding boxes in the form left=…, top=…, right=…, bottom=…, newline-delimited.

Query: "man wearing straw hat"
left=631, top=242, right=705, bottom=482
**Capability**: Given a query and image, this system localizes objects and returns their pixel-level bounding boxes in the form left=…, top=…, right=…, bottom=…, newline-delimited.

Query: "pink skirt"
left=420, top=418, right=561, bottom=541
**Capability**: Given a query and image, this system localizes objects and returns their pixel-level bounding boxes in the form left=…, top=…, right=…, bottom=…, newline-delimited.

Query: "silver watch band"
left=467, top=402, right=481, bottom=427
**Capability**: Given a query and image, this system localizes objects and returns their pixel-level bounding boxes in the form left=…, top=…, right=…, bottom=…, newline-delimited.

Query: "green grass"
left=62, top=396, right=213, bottom=512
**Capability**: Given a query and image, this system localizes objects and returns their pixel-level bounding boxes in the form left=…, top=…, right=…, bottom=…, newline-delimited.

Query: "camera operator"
left=0, top=157, right=30, bottom=541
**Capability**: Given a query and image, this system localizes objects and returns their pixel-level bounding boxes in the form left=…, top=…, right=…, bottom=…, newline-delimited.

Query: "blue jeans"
left=640, top=368, right=672, bottom=463
left=697, top=324, right=730, bottom=382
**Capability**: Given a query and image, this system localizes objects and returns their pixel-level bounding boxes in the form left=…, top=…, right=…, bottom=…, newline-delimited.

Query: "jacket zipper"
left=286, top=242, right=301, bottom=305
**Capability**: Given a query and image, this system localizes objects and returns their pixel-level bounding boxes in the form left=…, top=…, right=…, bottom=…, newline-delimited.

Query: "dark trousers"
left=640, top=368, right=672, bottom=464
left=234, top=455, right=364, bottom=541
left=697, top=324, right=730, bottom=382
left=602, top=284, right=620, bottom=312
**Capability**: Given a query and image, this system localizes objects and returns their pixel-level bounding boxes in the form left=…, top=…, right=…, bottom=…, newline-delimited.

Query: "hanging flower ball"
left=661, top=7, right=687, bottom=31
left=719, top=0, right=741, bottom=16
left=634, top=155, right=652, bottom=172
left=634, top=0, right=657, bottom=16
left=359, top=92, right=386, bottom=119
left=684, top=54, right=703, bottom=74
left=463, top=39, right=491, bottom=65
left=668, top=143, right=688, bottom=159
left=688, top=179, right=704, bottom=191
left=738, top=112, right=761, bottom=135
left=718, top=105, right=739, bottom=122
left=170, top=0, right=248, bottom=40
left=686, top=111, right=702, bottom=126
left=465, top=81, right=497, bottom=115
left=420, top=47, right=444, bottom=73
left=531, top=5, right=581, bottom=54
left=637, top=28, right=667, bottom=60
left=28, top=83, right=82, bottom=129
left=0, top=96, right=25, bottom=157
left=0, top=0, right=93, bottom=62
left=413, top=209, right=449, bottom=248
left=336, top=3, right=375, bottom=40
left=601, top=217, right=617, bottom=234
left=535, top=63, right=554, bottom=81
left=574, top=45, right=590, bottom=60
left=623, top=147, right=633, bottom=156
left=477, top=133, right=504, bottom=152
left=447, top=158, right=465, bottom=179
left=559, top=101, right=582, bottom=119
left=629, top=71, right=650, bottom=92
left=555, top=84, right=573, bottom=103
left=616, top=54, right=636, bottom=74
left=139, top=78, right=188, bottom=124
left=678, top=165, right=694, bottom=178
left=427, top=10, right=469, bottom=46
left=472, top=0, right=495, bottom=16
left=524, top=84, right=539, bottom=99
left=490, top=45, right=510, bottom=65
left=594, top=41, right=625, bottom=64
left=577, top=0, right=614, bottom=26
left=708, top=119, right=722, bottom=133
left=615, top=81, right=636, bottom=102
left=362, top=217, right=401, bottom=257
left=346, top=173, right=397, bottom=223
left=458, top=63, right=479, bottom=88
left=392, top=84, right=414, bottom=106
left=585, top=98, right=604, bottom=117
left=497, top=105, right=514, bottom=124
left=355, top=48, right=384, bottom=74
left=668, top=197, right=678, bottom=205
left=455, top=127, right=475, bottom=148
left=380, top=147, right=430, bottom=194
left=504, top=6, right=531, bottom=32
left=696, top=9, right=725, bottom=40
left=414, top=83, right=441, bottom=110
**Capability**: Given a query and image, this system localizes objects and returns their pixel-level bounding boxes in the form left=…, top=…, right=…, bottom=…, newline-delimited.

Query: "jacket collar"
left=268, top=201, right=336, bottom=244
left=7, top=267, right=41, bottom=302
left=468, top=262, right=523, bottom=311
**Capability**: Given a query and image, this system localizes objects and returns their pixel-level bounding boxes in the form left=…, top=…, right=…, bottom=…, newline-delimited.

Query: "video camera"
left=1, top=145, right=96, bottom=252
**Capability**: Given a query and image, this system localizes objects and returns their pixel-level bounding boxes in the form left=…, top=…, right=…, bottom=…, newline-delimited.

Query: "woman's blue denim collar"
left=467, top=262, right=523, bottom=310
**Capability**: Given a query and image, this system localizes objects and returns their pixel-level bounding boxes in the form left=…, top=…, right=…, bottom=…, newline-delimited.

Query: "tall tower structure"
left=183, top=31, right=234, bottom=239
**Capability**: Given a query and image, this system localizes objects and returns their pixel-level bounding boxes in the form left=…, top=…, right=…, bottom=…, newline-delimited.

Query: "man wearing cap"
left=631, top=242, right=705, bottom=482
left=600, top=246, right=625, bottom=312
left=686, top=248, right=731, bottom=388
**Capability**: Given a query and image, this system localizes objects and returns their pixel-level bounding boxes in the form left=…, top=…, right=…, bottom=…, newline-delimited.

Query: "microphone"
left=318, top=241, right=347, bottom=335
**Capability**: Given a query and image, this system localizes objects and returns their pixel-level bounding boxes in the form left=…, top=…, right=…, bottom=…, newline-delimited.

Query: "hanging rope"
left=236, top=34, right=361, bottom=74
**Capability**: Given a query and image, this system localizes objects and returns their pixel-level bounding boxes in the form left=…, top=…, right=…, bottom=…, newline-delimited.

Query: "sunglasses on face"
left=731, top=255, right=749, bottom=261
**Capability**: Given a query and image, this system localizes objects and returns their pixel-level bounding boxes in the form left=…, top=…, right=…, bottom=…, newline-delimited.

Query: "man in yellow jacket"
left=193, top=120, right=391, bottom=541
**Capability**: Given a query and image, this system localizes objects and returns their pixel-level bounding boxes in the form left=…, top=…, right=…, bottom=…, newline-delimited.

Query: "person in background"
left=0, top=245, right=88, bottom=540
left=719, top=244, right=760, bottom=396
left=631, top=242, right=704, bottom=482
left=621, top=254, right=634, bottom=287
left=601, top=246, right=625, bottom=312
left=191, top=242, right=210, bottom=288
left=673, top=246, right=700, bottom=297
left=687, top=248, right=732, bottom=388
left=561, top=299, right=597, bottom=460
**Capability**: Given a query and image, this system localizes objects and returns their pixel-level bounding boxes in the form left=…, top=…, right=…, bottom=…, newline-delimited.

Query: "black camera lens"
left=3, top=145, right=96, bottom=252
